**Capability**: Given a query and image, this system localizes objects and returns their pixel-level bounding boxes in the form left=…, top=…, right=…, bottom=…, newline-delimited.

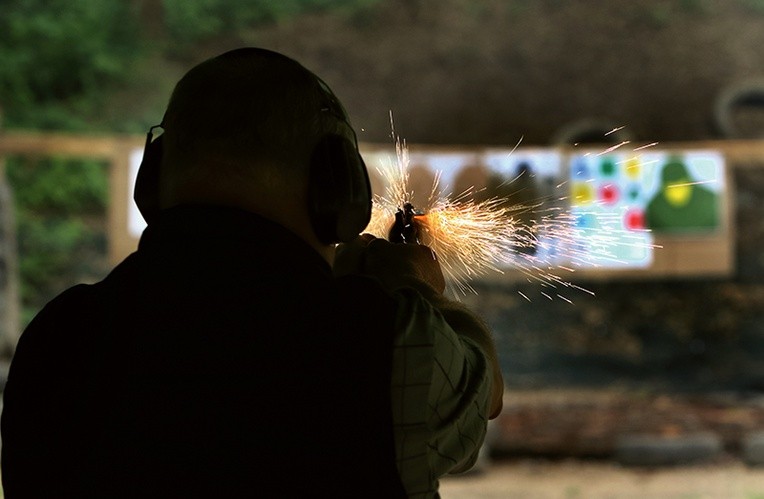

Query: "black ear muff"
left=308, top=133, right=372, bottom=244
left=134, top=126, right=164, bottom=225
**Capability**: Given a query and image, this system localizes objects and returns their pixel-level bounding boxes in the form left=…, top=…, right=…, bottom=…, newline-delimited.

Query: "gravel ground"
left=440, top=459, right=764, bottom=499
left=0, top=455, right=760, bottom=498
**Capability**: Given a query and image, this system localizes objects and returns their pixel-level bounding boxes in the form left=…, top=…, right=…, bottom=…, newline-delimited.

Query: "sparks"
left=363, top=122, right=657, bottom=300
left=596, top=141, right=631, bottom=156
left=365, top=129, right=593, bottom=298
left=633, top=142, right=659, bottom=151
left=604, top=125, right=626, bottom=136
left=666, top=179, right=717, bottom=188
left=367, top=131, right=526, bottom=295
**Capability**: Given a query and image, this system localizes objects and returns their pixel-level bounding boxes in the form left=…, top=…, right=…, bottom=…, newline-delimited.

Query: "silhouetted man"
left=1, top=48, right=503, bottom=498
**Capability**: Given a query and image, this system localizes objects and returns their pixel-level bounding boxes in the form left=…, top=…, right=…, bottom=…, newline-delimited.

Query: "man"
left=2, top=48, right=503, bottom=498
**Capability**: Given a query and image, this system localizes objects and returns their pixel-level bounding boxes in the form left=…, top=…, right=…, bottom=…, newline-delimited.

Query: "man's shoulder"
left=14, top=254, right=138, bottom=358
left=19, top=283, right=100, bottom=343
left=7, top=283, right=105, bottom=386
left=334, top=273, right=446, bottom=323
left=37, top=283, right=100, bottom=320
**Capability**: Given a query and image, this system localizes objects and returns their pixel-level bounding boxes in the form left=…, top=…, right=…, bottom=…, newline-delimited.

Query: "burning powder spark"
left=365, top=127, right=581, bottom=296
left=364, top=122, right=658, bottom=299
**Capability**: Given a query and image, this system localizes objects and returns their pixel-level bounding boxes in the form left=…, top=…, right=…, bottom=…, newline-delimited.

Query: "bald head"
left=156, top=48, right=357, bottom=261
left=163, top=49, right=347, bottom=175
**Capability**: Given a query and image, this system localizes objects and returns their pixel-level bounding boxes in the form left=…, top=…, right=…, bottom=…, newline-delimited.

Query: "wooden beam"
left=0, top=133, right=763, bottom=166
left=0, top=132, right=759, bottom=277
left=0, top=132, right=144, bottom=159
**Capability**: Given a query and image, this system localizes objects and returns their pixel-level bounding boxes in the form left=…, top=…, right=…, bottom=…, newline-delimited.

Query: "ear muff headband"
left=308, top=131, right=371, bottom=244
left=133, top=49, right=372, bottom=244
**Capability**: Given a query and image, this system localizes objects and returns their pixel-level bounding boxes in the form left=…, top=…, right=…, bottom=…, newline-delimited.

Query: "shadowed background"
left=2, top=1, right=764, bottom=494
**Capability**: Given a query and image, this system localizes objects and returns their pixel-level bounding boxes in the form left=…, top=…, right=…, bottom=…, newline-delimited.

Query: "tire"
left=616, top=433, right=722, bottom=466
left=714, top=80, right=764, bottom=138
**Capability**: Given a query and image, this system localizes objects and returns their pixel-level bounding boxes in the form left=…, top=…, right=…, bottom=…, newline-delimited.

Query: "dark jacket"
left=2, top=205, right=406, bottom=498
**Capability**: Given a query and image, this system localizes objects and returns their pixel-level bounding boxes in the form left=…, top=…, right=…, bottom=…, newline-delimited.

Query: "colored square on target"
left=572, top=182, right=595, bottom=205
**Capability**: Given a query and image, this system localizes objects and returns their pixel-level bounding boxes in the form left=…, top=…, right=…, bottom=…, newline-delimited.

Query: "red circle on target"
left=599, top=184, right=619, bottom=205
left=625, top=209, right=645, bottom=230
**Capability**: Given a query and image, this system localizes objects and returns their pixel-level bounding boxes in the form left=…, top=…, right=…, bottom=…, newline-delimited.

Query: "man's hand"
left=334, top=235, right=446, bottom=295
left=335, top=234, right=503, bottom=419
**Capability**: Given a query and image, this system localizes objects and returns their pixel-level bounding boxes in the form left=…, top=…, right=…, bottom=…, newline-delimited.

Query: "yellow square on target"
left=572, top=182, right=595, bottom=205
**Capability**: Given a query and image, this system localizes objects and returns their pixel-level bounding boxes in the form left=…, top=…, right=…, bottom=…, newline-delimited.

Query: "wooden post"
left=109, top=143, right=140, bottom=266
left=0, top=111, right=21, bottom=354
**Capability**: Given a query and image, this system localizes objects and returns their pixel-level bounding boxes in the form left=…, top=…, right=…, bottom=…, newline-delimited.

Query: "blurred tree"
left=5, top=157, right=109, bottom=325
left=0, top=0, right=140, bottom=324
left=0, top=0, right=381, bottom=326
left=7, top=157, right=107, bottom=215
left=134, top=0, right=166, bottom=40
left=162, top=0, right=380, bottom=43
left=0, top=0, right=141, bottom=129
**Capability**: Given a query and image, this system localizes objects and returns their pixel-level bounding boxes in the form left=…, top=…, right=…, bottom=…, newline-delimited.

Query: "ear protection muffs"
left=308, top=131, right=371, bottom=244
left=133, top=48, right=372, bottom=244
left=134, top=124, right=164, bottom=225
left=307, top=75, right=371, bottom=244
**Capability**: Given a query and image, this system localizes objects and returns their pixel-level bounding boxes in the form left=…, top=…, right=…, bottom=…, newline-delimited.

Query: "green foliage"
left=741, top=0, right=764, bottom=14
left=162, top=0, right=380, bottom=42
left=646, top=4, right=672, bottom=28
left=0, top=0, right=142, bottom=129
left=6, top=157, right=109, bottom=324
left=15, top=213, right=106, bottom=325
left=0, top=0, right=139, bottom=324
left=635, top=1, right=714, bottom=28
left=6, top=157, right=108, bottom=214
left=680, top=0, right=712, bottom=14
left=0, top=0, right=383, bottom=327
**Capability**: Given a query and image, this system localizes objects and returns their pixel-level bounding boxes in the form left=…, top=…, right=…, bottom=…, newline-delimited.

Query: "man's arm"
left=334, top=236, right=504, bottom=418
left=3, top=305, right=66, bottom=496
left=409, top=289, right=503, bottom=419
left=2, top=286, right=94, bottom=497
left=334, top=235, right=505, bottom=494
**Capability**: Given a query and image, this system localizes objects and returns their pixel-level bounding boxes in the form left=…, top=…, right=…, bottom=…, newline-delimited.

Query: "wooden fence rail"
left=0, top=132, right=763, bottom=275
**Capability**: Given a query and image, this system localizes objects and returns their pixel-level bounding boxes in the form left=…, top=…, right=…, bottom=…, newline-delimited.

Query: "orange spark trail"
left=364, top=126, right=657, bottom=299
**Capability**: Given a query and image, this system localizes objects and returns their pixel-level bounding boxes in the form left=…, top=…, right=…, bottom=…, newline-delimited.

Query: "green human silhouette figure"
left=645, top=156, right=719, bottom=232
